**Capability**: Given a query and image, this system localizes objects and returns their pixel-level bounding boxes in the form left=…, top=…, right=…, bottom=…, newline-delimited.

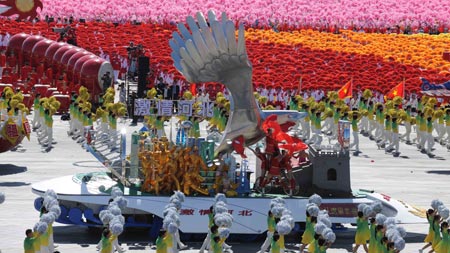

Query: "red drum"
left=22, top=35, right=45, bottom=67
left=80, top=58, right=113, bottom=102
left=6, top=33, right=30, bottom=68
left=73, top=55, right=97, bottom=85
left=32, top=40, right=54, bottom=68
left=67, top=51, right=93, bottom=82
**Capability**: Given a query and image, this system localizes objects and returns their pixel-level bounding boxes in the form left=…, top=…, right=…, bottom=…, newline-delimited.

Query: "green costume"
left=271, top=238, right=281, bottom=253
left=301, top=216, right=315, bottom=244
left=24, top=234, right=40, bottom=253
left=355, top=217, right=370, bottom=244
left=156, top=235, right=167, bottom=253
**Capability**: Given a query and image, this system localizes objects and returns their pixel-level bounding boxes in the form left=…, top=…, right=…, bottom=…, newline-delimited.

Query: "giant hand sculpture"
left=170, top=10, right=264, bottom=155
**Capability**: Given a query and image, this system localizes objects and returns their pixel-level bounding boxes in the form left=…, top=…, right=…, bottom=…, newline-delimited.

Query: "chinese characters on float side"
left=134, top=99, right=214, bottom=117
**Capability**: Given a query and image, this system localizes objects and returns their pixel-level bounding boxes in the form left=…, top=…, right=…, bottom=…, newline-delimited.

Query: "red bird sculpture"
left=0, top=0, right=43, bottom=20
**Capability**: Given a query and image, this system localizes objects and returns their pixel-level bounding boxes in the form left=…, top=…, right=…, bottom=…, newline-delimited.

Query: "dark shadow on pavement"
left=426, top=170, right=450, bottom=175
left=0, top=181, right=30, bottom=187
left=0, top=164, right=28, bottom=176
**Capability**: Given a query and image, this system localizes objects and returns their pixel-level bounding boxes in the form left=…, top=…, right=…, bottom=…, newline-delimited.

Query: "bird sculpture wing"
left=171, top=11, right=264, bottom=156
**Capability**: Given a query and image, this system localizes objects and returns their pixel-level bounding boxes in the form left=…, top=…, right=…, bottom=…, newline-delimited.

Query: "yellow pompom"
left=362, top=89, right=373, bottom=99
left=183, top=90, right=193, bottom=100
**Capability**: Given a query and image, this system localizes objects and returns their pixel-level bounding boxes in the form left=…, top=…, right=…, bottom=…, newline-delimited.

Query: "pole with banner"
left=338, top=120, right=351, bottom=151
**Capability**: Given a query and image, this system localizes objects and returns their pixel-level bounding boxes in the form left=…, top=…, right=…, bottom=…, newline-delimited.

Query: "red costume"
left=265, top=132, right=278, bottom=155
left=269, top=155, right=282, bottom=175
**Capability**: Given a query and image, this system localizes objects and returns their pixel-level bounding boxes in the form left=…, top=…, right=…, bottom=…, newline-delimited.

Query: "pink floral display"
left=39, top=0, right=450, bottom=30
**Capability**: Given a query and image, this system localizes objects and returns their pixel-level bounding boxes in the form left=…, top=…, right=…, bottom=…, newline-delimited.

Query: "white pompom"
left=100, top=212, right=114, bottom=224
left=282, top=209, right=292, bottom=216
left=110, top=215, right=125, bottom=225
left=219, top=227, right=230, bottom=239
left=371, top=201, right=383, bottom=214
left=215, top=193, right=227, bottom=204
left=358, top=203, right=368, bottom=212
left=113, top=196, right=128, bottom=210
left=99, top=209, right=111, bottom=219
left=322, top=228, right=333, bottom=237
left=281, top=214, right=295, bottom=228
left=318, top=210, right=329, bottom=219
left=44, top=189, right=58, bottom=199
left=307, top=204, right=320, bottom=217
left=431, top=199, right=443, bottom=210
left=270, top=197, right=286, bottom=208
left=214, top=204, right=228, bottom=214
left=394, top=237, right=405, bottom=251
left=170, top=198, right=182, bottom=210
left=0, top=192, right=5, bottom=204
left=42, top=196, right=54, bottom=208
left=308, top=194, right=322, bottom=206
left=167, top=222, right=178, bottom=234
left=109, top=222, right=124, bottom=235
left=47, top=198, right=59, bottom=209
left=442, top=208, right=450, bottom=219
left=40, top=213, right=56, bottom=224
left=384, top=217, right=396, bottom=227
left=108, top=204, right=122, bottom=216
left=214, top=213, right=233, bottom=228
left=386, top=228, right=400, bottom=241
left=171, top=191, right=186, bottom=203
left=163, top=207, right=178, bottom=217
left=363, top=205, right=373, bottom=217
left=276, top=219, right=292, bottom=235
left=49, top=211, right=59, bottom=220
left=49, top=206, right=61, bottom=217
left=319, top=216, right=332, bottom=228
left=324, top=231, right=336, bottom=243
left=35, top=222, right=48, bottom=234
left=44, top=197, right=58, bottom=209
left=314, top=222, right=327, bottom=235
left=165, top=202, right=177, bottom=210
left=111, top=187, right=124, bottom=198
left=167, top=212, right=180, bottom=227
left=396, top=226, right=407, bottom=237
left=271, top=204, right=285, bottom=218
left=375, top=213, right=387, bottom=225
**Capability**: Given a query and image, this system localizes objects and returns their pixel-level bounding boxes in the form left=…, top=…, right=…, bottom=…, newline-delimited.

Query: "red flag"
left=231, top=135, right=247, bottom=158
left=190, top=83, right=197, bottom=96
left=337, top=79, right=352, bottom=99
left=385, top=81, right=405, bottom=100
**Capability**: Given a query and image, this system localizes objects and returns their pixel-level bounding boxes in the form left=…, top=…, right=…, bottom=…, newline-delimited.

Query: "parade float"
left=31, top=11, right=424, bottom=239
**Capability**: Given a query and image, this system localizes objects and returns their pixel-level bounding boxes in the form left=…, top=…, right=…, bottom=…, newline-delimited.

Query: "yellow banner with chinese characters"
left=1, top=118, right=20, bottom=144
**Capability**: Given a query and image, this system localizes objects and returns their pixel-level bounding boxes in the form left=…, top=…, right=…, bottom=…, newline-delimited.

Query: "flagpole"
left=297, top=76, right=302, bottom=95
left=402, top=77, right=406, bottom=100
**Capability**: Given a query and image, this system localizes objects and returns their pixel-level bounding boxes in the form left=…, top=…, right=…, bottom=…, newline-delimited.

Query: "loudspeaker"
left=138, top=56, right=150, bottom=74
left=137, top=72, right=147, bottom=98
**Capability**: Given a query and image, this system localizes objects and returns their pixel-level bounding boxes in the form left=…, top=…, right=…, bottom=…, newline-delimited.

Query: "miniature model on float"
left=32, top=11, right=424, bottom=237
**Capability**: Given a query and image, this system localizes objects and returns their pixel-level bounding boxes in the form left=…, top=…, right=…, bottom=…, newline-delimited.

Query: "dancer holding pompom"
left=211, top=235, right=225, bottom=253
left=259, top=210, right=276, bottom=253
left=353, top=208, right=370, bottom=253
left=368, top=218, right=377, bottom=253
left=156, top=229, right=168, bottom=253
left=300, top=208, right=318, bottom=252
left=24, top=229, right=41, bottom=253
left=270, top=233, right=281, bottom=253
left=434, top=221, right=449, bottom=253
left=200, top=206, right=215, bottom=253
left=432, top=215, right=442, bottom=252
left=421, top=209, right=437, bottom=253
left=100, top=229, right=117, bottom=253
